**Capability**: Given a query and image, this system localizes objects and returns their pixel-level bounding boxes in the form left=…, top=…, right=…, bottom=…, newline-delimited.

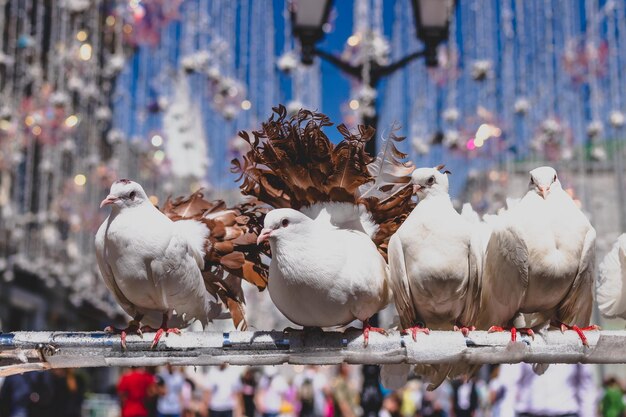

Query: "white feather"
left=478, top=166, right=595, bottom=339
left=95, top=182, right=222, bottom=329
left=263, top=207, right=390, bottom=328
left=383, top=167, right=483, bottom=389
left=597, top=234, right=626, bottom=319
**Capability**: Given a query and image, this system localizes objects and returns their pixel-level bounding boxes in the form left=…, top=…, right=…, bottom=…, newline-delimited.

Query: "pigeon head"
left=100, top=179, right=149, bottom=210
left=257, top=208, right=312, bottom=245
left=410, top=166, right=450, bottom=199
left=529, top=166, right=560, bottom=199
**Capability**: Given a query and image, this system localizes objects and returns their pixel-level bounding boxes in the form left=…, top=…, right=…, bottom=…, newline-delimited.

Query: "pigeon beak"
left=538, top=186, right=548, bottom=199
left=412, top=184, right=423, bottom=195
left=257, top=228, right=273, bottom=245
left=100, top=195, right=119, bottom=208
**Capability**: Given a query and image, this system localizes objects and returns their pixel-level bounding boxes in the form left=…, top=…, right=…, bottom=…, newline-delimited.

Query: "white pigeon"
left=597, top=234, right=626, bottom=319
left=95, top=180, right=223, bottom=348
left=236, top=106, right=416, bottom=345
left=477, top=166, right=597, bottom=345
left=382, top=166, right=483, bottom=390
left=257, top=205, right=391, bottom=343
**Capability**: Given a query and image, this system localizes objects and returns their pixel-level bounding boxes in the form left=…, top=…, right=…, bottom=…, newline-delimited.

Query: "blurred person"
left=294, top=366, right=329, bottom=417
left=241, top=368, right=258, bottom=417
left=420, top=390, right=444, bottom=417
left=450, top=376, right=479, bottom=417
left=156, top=365, right=185, bottom=417
left=257, top=367, right=289, bottom=417
left=601, top=377, right=625, bottom=417
left=48, top=369, right=86, bottom=417
left=379, top=393, right=402, bottom=417
left=400, top=379, right=423, bottom=417
left=487, top=366, right=507, bottom=417
left=204, top=364, right=243, bottom=417
left=330, top=364, right=358, bottom=417
left=118, top=367, right=157, bottom=417
left=499, top=363, right=596, bottom=417
left=361, top=366, right=383, bottom=417
left=180, top=375, right=199, bottom=417
left=0, top=372, right=53, bottom=417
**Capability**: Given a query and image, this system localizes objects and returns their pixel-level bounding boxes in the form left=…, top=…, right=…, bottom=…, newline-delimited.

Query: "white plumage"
left=95, top=180, right=222, bottom=334
left=258, top=205, right=390, bottom=329
left=383, top=166, right=483, bottom=390
left=477, top=167, right=596, bottom=342
left=597, top=234, right=626, bottom=319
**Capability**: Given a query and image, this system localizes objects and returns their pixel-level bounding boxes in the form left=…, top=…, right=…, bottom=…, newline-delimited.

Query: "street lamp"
left=413, top=0, right=455, bottom=67
left=291, top=0, right=455, bottom=154
left=291, top=0, right=333, bottom=65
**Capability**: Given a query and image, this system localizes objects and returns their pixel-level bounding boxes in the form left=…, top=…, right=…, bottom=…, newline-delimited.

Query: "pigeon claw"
left=362, top=322, right=388, bottom=347
left=454, top=325, right=476, bottom=337
left=555, top=322, right=600, bottom=347
left=488, top=326, right=534, bottom=342
left=402, top=325, right=430, bottom=341
left=149, top=327, right=181, bottom=349
left=104, top=320, right=143, bottom=350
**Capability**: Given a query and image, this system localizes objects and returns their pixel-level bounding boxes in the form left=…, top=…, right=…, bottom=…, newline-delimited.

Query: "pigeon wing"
left=477, top=224, right=529, bottom=329
left=461, top=232, right=484, bottom=326
left=388, top=233, right=420, bottom=329
left=95, top=222, right=139, bottom=319
left=149, top=227, right=223, bottom=327
left=597, top=234, right=626, bottom=319
left=557, top=227, right=596, bottom=327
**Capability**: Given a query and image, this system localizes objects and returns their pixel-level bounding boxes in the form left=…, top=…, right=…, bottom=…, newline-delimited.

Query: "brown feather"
left=160, top=191, right=270, bottom=330
left=232, top=105, right=416, bottom=260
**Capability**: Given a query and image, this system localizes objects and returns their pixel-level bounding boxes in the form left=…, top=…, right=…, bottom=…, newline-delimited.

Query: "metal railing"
left=1, top=329, right=625, bottom=376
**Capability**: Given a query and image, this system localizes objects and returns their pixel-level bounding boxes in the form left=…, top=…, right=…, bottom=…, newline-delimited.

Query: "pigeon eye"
left=427, top=176, right=435, bottom=185
left=553, top=174, right=557, bottom=182
left=530, top=176, right=535, bottom=185
left=281, top=218, right=289, bottom=228
left=129, top=191, right=136, bottom=199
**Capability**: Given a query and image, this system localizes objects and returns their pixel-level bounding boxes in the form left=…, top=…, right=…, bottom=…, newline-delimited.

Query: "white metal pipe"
left=1, top=329, right=625, bottom=377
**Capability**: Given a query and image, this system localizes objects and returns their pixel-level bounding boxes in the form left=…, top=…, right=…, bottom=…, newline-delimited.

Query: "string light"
left=241, top=100, right=252, bottom=110
left=149, top=195, right=159, bottom=205
left=74, top=174, right=87, bottom=186
left=76, top=31, right=88, bottom=42
left=79, top=44, right=92, bottom=61
left=150, top=134, right=163, bottom=147
left=347, top=35, right=361, bottom=46
left=349, top=99, right=360, bottom=110
left=153, top=150, right=165, bottom=163
left=65, top=115, right=79, bottom=128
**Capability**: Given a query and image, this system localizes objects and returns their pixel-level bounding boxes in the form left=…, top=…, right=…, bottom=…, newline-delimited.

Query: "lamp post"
left=291, top=0, right=455, bottom=155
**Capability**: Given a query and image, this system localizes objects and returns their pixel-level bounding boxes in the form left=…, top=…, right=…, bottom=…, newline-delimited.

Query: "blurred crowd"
left=0, top=363, right=625, bottom=417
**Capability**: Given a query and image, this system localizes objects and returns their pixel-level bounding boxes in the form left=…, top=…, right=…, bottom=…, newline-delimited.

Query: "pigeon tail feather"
left=233, top=105, right=415, bottom=258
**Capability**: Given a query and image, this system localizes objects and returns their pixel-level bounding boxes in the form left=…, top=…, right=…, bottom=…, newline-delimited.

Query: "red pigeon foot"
left=488, top=326, right=534, bottom=342
left=454, top=325, right=476, bottom=337
left=149, top=327, right=182, bottom=349
left=104, top=319, right=143, bottom=350
left=554, top=322, right=600, bottom=347
left=402, top=325, right=431, bottom=341
left=362, top=320, right=388, bottom=347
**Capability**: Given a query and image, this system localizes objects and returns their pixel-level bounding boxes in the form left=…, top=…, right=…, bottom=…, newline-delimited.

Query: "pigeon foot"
left=402, top=325, right=430, bottom=341
left=149, top=327, right=182, bottom=349
left=553, top=321, right=600, bottom=347
left=362, top=320, right=388, bottom=347
left=488, top=326, right=534, bottom=342
left=454, top=324, right=476, bottom=337
left=104, top=319, right=143, bottom=350
left=139, top=314, right=182, bottom=349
